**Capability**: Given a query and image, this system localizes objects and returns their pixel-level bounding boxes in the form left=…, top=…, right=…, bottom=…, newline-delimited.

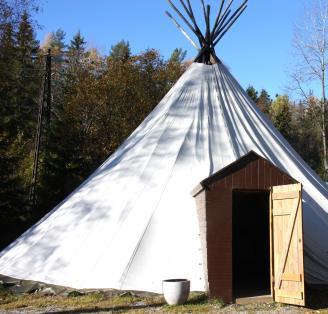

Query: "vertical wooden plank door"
left=270, top=183, right=306, bottom=306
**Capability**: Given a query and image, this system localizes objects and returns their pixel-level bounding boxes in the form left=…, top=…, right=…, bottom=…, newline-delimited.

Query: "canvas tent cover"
left=0, top=62, right=327, bottom=293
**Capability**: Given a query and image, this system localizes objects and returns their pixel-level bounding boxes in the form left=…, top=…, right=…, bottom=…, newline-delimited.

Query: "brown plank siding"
left=193, top=151, right=297, bottom=303
left=206, top=188, right=232, bottom=301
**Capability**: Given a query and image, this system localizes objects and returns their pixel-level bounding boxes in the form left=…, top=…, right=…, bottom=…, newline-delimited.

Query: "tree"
left=292, top=0, right=328, bottom=174
left=0, top=22, right=22, bottom=226
left=293, top=97, right=323, bottom=175
left=0, top=0, right=38, bottom=34
left=15, top=11, right=39, bottom=137
left=246, top=85, right=258, bottom=103
left=166, top=48, right=187, bottom=88
left=271, top=95, right=293, bottom=141
left=41, top=28, right=66, bottom=54
left=0, top=21, right=21, bottom=154
left=68, top=30, right=86, bottom=61
left=169, top=48, right=187, bottom=64
left=257, top=89, right=271, bottom=114
left=51, top=28, right=66, bottom=50
left=69, top=30, right=85, bottom=52
left=0, top=130, right=27, bottom=249
left=0, top=22, right=16, bottom=131
left=109, top=40, right=131, bottom=62
left=0, top=4, right=40, bottom=249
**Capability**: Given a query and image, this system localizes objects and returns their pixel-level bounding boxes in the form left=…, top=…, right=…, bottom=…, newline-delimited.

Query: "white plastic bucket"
left=162, top=279, right=190, bottom=305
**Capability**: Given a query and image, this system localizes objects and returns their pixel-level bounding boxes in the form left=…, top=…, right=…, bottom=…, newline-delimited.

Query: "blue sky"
left=34, top=0, right=305, bottom=98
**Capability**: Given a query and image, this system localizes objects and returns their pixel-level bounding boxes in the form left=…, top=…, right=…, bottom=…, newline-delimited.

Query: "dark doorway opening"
left=232, top=190, right=271, bottom=299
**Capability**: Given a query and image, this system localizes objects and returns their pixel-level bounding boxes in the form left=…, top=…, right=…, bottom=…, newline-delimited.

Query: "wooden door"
left=270, top=183, right=305, bottom=306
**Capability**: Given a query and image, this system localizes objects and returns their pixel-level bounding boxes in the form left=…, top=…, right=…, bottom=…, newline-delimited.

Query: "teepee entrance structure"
left=192, top=151, right=306, bottom=305
left=0, top=0, right=327, bottom=307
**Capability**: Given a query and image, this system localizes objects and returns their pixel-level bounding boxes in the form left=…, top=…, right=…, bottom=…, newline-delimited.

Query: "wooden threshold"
left=235, top=295, right=273, bottom=305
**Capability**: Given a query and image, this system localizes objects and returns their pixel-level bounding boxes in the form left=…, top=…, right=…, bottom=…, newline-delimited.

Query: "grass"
left=161, top=293, right=225, bottom=313
left=0, top=285, right=327, bottom=313
left=1, top=288, right=161, bottom=313
left=2, top=289, right=160, bottom=313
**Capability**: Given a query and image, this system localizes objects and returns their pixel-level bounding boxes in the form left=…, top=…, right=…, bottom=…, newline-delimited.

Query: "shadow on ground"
left=306, top=285, right=328, bottom=310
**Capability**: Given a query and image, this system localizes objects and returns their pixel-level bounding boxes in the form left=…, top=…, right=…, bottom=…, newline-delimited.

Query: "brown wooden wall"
left=204, top=154, right=295, bottom=191
left=193, top=153, right=296, bottom=303
left=206, top=187, right=232, bottom=301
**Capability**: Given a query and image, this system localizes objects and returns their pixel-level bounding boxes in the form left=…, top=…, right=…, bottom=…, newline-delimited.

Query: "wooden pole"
left=212, top=0, right=234, bottom=37
left=46, top=49, right=52, bottom=133
left=29, top=49, right=52, bottom=207
left=179, top=0, right=206, bottom=45
left=44, top=49, right=52, bottom=175
left=30, top=54, right=47, bottom=207
left=211, top=0, right=226, bottom=39
left=186, top=0, right=198, bottom=25
left=193, top=45, right=206, bottom=62
left=212, top=9, right=231, bottom=40
left=213, top=4, right=247, bottom=46
left=166, top=0, right=198, bottom=35
left=205, top=5, right=211, bottom=43
left=213, top=0, right=248, bottom=41
left=200, top=0, right=207, bottom=28
left=165, top=11, right=200, bottom=50
left=166, top=0, right=248, bottom=64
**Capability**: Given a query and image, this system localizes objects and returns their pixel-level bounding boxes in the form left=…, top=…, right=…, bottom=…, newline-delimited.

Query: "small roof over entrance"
left=192, top=150, right=297, bottom=197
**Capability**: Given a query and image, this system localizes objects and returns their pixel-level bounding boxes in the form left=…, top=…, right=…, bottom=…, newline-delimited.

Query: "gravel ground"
left=0, top=276, right=327, bottom=314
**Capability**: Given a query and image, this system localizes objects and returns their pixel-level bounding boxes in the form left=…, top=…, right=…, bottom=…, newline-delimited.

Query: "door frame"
left=232, top=188, right=272, bottom=300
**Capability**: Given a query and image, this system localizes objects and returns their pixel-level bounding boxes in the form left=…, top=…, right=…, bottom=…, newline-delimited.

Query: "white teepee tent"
left=0, top=0, right=327, bottom=293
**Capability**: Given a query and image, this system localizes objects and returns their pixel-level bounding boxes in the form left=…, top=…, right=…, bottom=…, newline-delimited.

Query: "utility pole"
left=29, top=49, right=52, bottom=208
left=44, top=49, right=52, bottom=175
left=46, top=49, right=52, bottom=135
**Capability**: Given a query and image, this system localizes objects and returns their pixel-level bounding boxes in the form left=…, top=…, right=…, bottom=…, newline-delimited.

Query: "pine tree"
left=15, top=11, right=40, bottom=138
left=109, top=40, right=131, bottom=62
left=0, top=22, right=17, bottom=135
left=69, top=30, right=86, bottom=57
left=50, top=28, right=66, bottom=52
left=0, top=1, right=41, bottom=249
left=246, top=85, right=258, bottom=103
left=67, top=30, right=87, bottom=75
left=169, top=48, right=187, bottom=64
left=257, top=89, right=271, bottom=114
left=0, top=21, right=27, bottom=249
left=0, top=24, right=18, bottom=215
left=0, top=130, right=27, bottom=249
left=0, top=22, right=21, bottom=178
